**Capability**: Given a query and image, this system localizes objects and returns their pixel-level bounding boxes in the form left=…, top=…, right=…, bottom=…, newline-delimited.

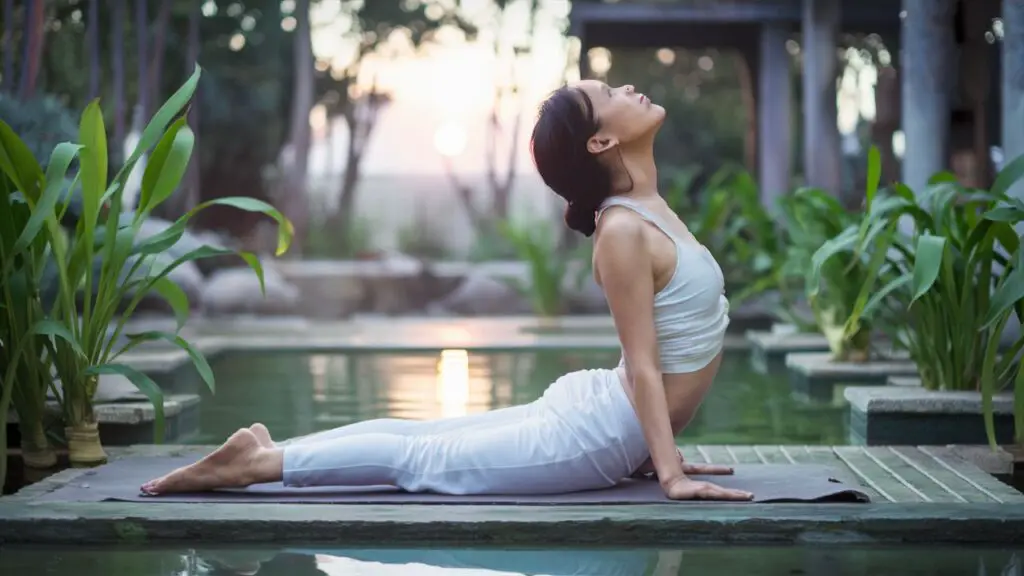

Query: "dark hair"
left=530, top=87, right=613, bottom=237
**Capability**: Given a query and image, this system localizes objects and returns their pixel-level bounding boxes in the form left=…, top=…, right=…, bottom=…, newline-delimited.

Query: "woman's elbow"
left=629, top=364, right=662, bottom=390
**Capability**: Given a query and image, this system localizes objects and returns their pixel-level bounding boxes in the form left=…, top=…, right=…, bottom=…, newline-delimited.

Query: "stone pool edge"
left=1, top=499, right=1022, bottom=546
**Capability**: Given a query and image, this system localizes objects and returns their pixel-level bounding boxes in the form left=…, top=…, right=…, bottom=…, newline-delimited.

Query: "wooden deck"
left=680, top=445, right=1024, bottom=504
left=1, top=444, right=1022, bottom=546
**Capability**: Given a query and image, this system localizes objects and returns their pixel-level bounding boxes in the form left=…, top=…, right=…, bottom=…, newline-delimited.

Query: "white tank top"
left=596, top=196, right=731, bottom=374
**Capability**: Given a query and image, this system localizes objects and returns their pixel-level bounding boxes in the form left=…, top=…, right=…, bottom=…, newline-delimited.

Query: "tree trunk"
left=281, top=0, right=313, bottom=254
left=148, top=0, right=171, bottom=109
left=18, top=0, right=45, bottom=100
left=134, top=0, right=150, bottom=120
left=2, top=0, right=14, bottom=93
left=111, top=0, right=127, bottom=165
left=182, top=0, right=201, bottom=212
left=87, top=0, right=101, bottom=100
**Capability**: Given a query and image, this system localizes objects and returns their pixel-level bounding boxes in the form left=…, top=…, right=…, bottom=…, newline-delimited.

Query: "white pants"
left=280, top=368, right=651, bottom=495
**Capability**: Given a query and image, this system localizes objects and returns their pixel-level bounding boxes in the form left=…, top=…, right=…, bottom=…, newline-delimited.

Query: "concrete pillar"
left=1004, top=0, right=1024, bottom=201
left=900, top=0, right=956, bottom=194
left=758, top=22, right=793, bottom=210
left=801, top=0, right=842, bottom=195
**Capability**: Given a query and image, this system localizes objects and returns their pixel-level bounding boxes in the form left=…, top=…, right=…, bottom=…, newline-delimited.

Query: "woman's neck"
left=611, top=144, right=659, bottom=199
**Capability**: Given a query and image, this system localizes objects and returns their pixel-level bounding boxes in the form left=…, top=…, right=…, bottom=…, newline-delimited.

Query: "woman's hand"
left=663, top=475, right=754, bottom=501
left=632, top=448, right=736, bottom=479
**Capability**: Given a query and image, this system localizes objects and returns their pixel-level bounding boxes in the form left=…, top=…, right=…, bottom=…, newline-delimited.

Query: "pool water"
left=175, top=349, right=846, bottom=446
left=0, top=545, right=1019, bottom=575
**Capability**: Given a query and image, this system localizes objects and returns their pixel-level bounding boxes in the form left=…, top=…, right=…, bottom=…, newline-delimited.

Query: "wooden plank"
left=833, top=446, right=928, bottom=503
left=724, top=446, right=763, bottom=464
left=783, top=446, right=882, bottom=501
left=679, top=445, right=706, bottom=463
left=918, top=446, right=1024, bottom=504
left=752, top=445, right=796, bottom=464
left=889, top=447, right=994, bottom=504
left=698, top=445, right=738, bottom=465
left=859, top=447, right=963, bottom=503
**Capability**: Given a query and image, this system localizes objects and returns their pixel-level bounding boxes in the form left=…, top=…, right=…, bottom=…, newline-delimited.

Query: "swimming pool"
left=172, top=348, right=847, bottom=446
left=0, top=544, right=1019, bottom=575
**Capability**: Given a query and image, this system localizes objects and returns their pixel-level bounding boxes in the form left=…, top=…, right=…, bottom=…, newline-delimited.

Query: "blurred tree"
left=444, top=0, right=540, bottom=246
left=316, top=0, right=476, bottom=251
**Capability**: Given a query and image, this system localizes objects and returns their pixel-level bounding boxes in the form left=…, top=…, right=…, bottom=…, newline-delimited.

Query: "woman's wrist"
left=658, top=471, right=687, bottom=491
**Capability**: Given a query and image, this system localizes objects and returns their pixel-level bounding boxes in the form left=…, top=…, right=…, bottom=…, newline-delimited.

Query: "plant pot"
left=18, top=421, right=57, bottom=469
left=65, top=422, right=108, bottom=468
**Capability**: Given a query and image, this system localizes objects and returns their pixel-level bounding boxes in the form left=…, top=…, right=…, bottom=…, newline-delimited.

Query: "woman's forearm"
left=632, top=368, right=685, bottom=488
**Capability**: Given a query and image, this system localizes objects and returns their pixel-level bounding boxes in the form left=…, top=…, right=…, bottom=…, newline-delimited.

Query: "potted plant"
left=785, top=148, right=888, bottom=361
left=0, top=66, right=293, bottom=469
left=816, top=155, right=1024, bottom=447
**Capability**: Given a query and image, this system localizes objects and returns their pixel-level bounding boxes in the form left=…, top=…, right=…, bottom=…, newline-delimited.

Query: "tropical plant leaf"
left=12, top=143, right=82, bottom=254
left=138, top=118, right=192, bottom=217
left=910, top=235, right=946, bottom=302
left=85, top=363, right=166, bottom=443
left=119, top=330, right=214, bottom=393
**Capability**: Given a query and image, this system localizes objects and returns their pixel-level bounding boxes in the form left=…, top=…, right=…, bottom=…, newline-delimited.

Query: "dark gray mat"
left=37, top=456, right=870, bottom=504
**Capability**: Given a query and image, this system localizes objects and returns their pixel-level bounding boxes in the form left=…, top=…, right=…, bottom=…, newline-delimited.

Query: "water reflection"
left=186, top=349, right=846, bottom=446
left=437, top=349, right=472, bottom=418
left=0, top=546, right=1020, bottom=576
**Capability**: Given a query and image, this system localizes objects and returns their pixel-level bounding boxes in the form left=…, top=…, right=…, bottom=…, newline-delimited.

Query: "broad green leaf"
left=113, top=66, right=201, bottom=185
left=30, top=319, right=86, bottom=358
left=0, top=120, right=45, bottom=198
left=992, top=152, right=1024, bottom=198
left=85, top=363, right=166, bottom=443
left=983, top=206, right=1024, bottom=222
left=1015, top=359, right=1024, bottom=444
left=78, top=99, right=109, bottom=232
left=865, top=145, right=881, bottom=206
left=151, top=277, right=191, bottom=332
left=138, top=117, right=192, bottom=216
left=911, top=235, right=946, bottom=302
left=194, top=197, right=294, bottom=256
left=120, top=331, right=215, bottom=394
left=983, top=249, right=1024, bottom=329
left=13, top=143, right=82, bottom=254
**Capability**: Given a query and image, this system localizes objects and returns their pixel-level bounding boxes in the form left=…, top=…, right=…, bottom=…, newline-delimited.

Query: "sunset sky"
left=307, top=0, right=575, bottom=176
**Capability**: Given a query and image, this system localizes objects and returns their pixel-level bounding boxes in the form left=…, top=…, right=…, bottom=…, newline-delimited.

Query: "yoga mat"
left=38, top=456, right=870, bottom=504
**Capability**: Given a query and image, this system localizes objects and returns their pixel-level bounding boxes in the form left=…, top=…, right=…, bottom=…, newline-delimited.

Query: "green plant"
left=0, top=169, right=64, bottom=487
left=812, top=156, right=1024, bottom=446
left=667, top=164, right=787, bottom=307
left=0, top=66, right=293, bottom=468
left=499, top=219, right=590, bottom=317
left=777, top=151, right=882, bottom=360
left=397, top=212, right=450, bottom=260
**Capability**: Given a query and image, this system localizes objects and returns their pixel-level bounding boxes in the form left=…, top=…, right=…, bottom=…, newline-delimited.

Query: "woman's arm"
left=593, top=214, right=684, bottom=491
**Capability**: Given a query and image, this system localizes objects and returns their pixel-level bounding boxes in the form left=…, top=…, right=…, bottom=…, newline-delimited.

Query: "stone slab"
left=2, top=444, right=1021, bottom=546
left=786, top=352, right=919, bottom=401
left=7, top=395, right=201, bottom=447
left=846, top=382, right=1015, bottom=415
left=847, top=386, right=1016, bottom=446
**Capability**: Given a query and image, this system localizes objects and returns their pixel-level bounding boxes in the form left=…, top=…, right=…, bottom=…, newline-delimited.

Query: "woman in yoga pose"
left=142, top=81, right=753, bottom=502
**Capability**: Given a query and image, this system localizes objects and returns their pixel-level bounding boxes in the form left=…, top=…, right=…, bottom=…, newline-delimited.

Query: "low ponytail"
left=531, top=87, right=613, bottom=238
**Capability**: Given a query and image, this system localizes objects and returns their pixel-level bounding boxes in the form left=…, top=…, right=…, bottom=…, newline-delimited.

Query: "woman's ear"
left=587, top=134, right=618, bottom=155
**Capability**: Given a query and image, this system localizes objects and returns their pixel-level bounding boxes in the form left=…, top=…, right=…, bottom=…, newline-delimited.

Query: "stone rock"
left=134, top=216, right=239, bottom=276
left=429, top=272, right=531, bottom=316
left=201, top=265, right=299, bottom=316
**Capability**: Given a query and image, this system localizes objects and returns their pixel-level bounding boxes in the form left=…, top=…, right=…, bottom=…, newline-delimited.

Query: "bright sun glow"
left=433, top=122, right=468, bottom=157
left=437, top=349, right=470, bottom=419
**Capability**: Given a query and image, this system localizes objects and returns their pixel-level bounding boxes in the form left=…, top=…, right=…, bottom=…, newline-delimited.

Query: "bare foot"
left=248, top=423, right=274, bottom=448
left=141, top=429, right=282, bottom=495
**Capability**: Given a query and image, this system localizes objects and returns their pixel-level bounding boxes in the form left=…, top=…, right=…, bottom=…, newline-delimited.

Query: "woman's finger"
left=682, top=463, right=735, bottom=475
left=700, top=483, right=754, bottom=501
